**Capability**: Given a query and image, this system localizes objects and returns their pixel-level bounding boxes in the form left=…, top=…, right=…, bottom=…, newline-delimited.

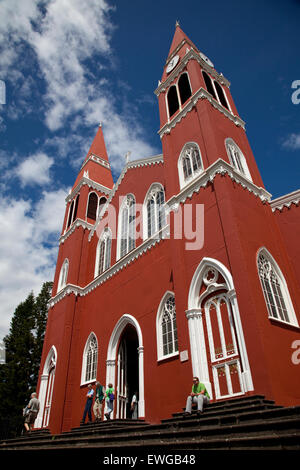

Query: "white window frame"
left=117, top=194, right=136, bottom=260
left=156, top=291, right=179, bottom=361
left=94, top=228, right=112, bottom=278
left=202, top=71, right=232, bottom=113
left=86, top=191, right=99, bottom=221
left=213, top=80, right=232, bottom=113
left=225, top=138, right=252, bottom=181
left=57, top=258, right=69, bottom=293
left=65, top=195, right=79, bottom=232
left=178, top=142, right=204, bottom=189
left=81, top=332, right=98, bottom=385
left=257, top=248, right=298, bottom=327
left=166, top=72, right=193, bottom=122
left=143, top=183, right=166, bottom=240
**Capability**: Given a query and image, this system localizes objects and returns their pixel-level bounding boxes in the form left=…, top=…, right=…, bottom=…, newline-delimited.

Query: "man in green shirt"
left=184, top=377, right=210, bottom=416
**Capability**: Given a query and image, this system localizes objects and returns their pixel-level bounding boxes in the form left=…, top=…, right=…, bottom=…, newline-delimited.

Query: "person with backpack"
left=105, top=383, right=115, bottom=420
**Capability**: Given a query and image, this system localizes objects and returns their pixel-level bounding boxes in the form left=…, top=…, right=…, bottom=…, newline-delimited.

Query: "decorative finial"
left=175, top=20, right=180, bottom=28
left=125, top=151, right=131, bottom=164
left=99, top=121, right=102, bottom=127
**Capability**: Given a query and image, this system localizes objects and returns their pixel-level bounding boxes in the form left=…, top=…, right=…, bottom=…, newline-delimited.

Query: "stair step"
left=167, top=402, right=282, bottom=423
left=1, top=395, right=299, bottom=455
left=2, top=413, right=299, bottom=451
left=175, top=396, right=280, bottom=417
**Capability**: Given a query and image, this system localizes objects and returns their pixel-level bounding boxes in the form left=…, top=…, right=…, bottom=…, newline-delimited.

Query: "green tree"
left=1, top=292, right=36, bottom=414
left=0, top=282, right=53, bottom=436
left=32, top=281, right=53, bottom=385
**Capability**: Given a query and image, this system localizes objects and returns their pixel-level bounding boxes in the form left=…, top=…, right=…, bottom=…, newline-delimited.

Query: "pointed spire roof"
left=166, top=21, right=198, bottom=61
left=159, top=22, right=200, bottom=83
left=72, top=124, right=114, bottom=190
left=85, top=123, right=110, bottom=163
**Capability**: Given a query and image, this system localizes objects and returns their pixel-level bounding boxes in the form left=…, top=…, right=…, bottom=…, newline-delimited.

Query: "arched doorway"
left=106, top=314, right=145, bottom=418
left=186, top=258, right=254, bottom=400
left=117, top=325, right=139, bottom=419
left=35, top=346, right=57, bottom=429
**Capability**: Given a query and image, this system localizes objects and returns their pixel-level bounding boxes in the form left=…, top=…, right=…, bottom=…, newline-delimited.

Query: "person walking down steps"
left=105, top=383, right=115, bottom=420
left=81, top=383, right=94, bottom=424
left=93, top=381, right=105, bottom=422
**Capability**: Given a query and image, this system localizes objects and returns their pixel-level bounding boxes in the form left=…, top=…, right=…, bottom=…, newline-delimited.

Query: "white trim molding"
left=270, top=189, right=300, bottom=212
left=158, top=88, right=245, bottom=139
left=50, top=159, right=271, bottom=308
left=66, top=175, right=112, bottom=203
left=49, top=224, right=170, bottom=308
left=89, top=154, right=164, bottom=242
left=36, top=345, right=57, bottom=429
left=168, top=158, right=271, bottom=209
left=60, top=219, right=94, bottom=245
left=80, top=153, right=111, bottom=172
left=155, top=47, right=230, bottom=98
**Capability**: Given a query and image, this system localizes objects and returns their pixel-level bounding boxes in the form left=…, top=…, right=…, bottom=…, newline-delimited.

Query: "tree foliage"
left=0, top=282, right=53, bottom=422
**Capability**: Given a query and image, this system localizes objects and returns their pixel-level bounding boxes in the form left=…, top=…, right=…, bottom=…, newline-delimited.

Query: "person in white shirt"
left=81, top=383, right=94, bottom=424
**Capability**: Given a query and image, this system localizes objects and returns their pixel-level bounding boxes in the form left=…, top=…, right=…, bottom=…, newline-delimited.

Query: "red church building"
left=35, top=25, right=300, bottom=435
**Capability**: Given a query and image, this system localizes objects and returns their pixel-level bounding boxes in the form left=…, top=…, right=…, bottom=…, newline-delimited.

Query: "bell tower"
left=53, top=124, right=114, bottom=294
left=155, top=23, right=265, bottom=199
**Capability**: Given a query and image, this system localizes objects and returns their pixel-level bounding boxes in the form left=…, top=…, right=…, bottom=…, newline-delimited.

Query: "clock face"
left=199, top=52, right=214, bottom=68
left=166, top=55, right=180, bottom=73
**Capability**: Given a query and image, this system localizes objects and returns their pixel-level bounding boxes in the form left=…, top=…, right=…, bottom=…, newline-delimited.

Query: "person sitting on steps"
left=184, top=377, right=210, bottom=417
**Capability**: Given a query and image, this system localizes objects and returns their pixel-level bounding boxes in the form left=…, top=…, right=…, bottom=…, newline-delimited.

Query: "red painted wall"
left=36, top=27, right=300, bottom=435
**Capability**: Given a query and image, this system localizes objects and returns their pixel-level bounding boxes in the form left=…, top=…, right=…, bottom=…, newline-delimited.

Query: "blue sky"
left=0, top=0, right=299, bottom=339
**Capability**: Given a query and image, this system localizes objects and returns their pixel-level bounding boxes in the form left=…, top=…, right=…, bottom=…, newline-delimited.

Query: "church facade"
left=35, top=25, right=300, bottom=435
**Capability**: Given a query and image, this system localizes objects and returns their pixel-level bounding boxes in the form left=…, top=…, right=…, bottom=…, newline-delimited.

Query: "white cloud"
left=0, top=0, right=160, bottom=339
left=0, top=0, right=159, bottom=173
left=282, top=133, right=300, bottom=151
left=0, top=189, right=67, bottom=339
left=15, top=152, right=54, bottom=186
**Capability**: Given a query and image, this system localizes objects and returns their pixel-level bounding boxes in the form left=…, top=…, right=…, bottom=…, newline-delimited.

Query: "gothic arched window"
left=214, top=80, right=229, bottom=110
left=73, top=195, right=80, bottom=222
left=66, top=195, right=80, bottom=231
left=57, top=258, right=69, bottom=292
left=167, top=85, right=180, bottom=117
left=225, top=138, right=252, bottom=181
left=178, top=73, right=192, bottom=106
left=157, top=293, right=178, bottom=360
left=81, top=333, right=98, bottom=384
left=202, top=71, right=217, bottom=100
left=87, top=192, right=98, bottom=221
left=98, top=197, right=107, bottom=218
left=66, top=200, right=74, bottom=230
left=118, top=194, right=136, bottom=259
left=95, top=228, right=112, bottom=277
left=178, top=142, right=203, bottom=188
left=257, top=250, right=298, bottom=326
left=145, top=184, right=166, bottom=238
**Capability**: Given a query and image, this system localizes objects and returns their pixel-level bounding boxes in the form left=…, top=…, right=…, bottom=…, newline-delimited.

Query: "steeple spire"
left=72, top=124, right=114, bottom=190
left=166, top=23, right=198, bottom=62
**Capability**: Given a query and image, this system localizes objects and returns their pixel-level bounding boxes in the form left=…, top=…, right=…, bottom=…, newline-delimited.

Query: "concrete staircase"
left=0, top=395, right=299, bottom=459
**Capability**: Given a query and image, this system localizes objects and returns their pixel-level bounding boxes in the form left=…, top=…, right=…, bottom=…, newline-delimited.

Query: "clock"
left=166, top=55, right=180, bottom=73
left=199, top=52, right=214, bottom=68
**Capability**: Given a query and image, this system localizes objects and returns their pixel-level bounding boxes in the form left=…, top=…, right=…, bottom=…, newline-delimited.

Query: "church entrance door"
left=203, top=293, right=244, bottom=399
left=116, top=324, right=139, bottom=419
